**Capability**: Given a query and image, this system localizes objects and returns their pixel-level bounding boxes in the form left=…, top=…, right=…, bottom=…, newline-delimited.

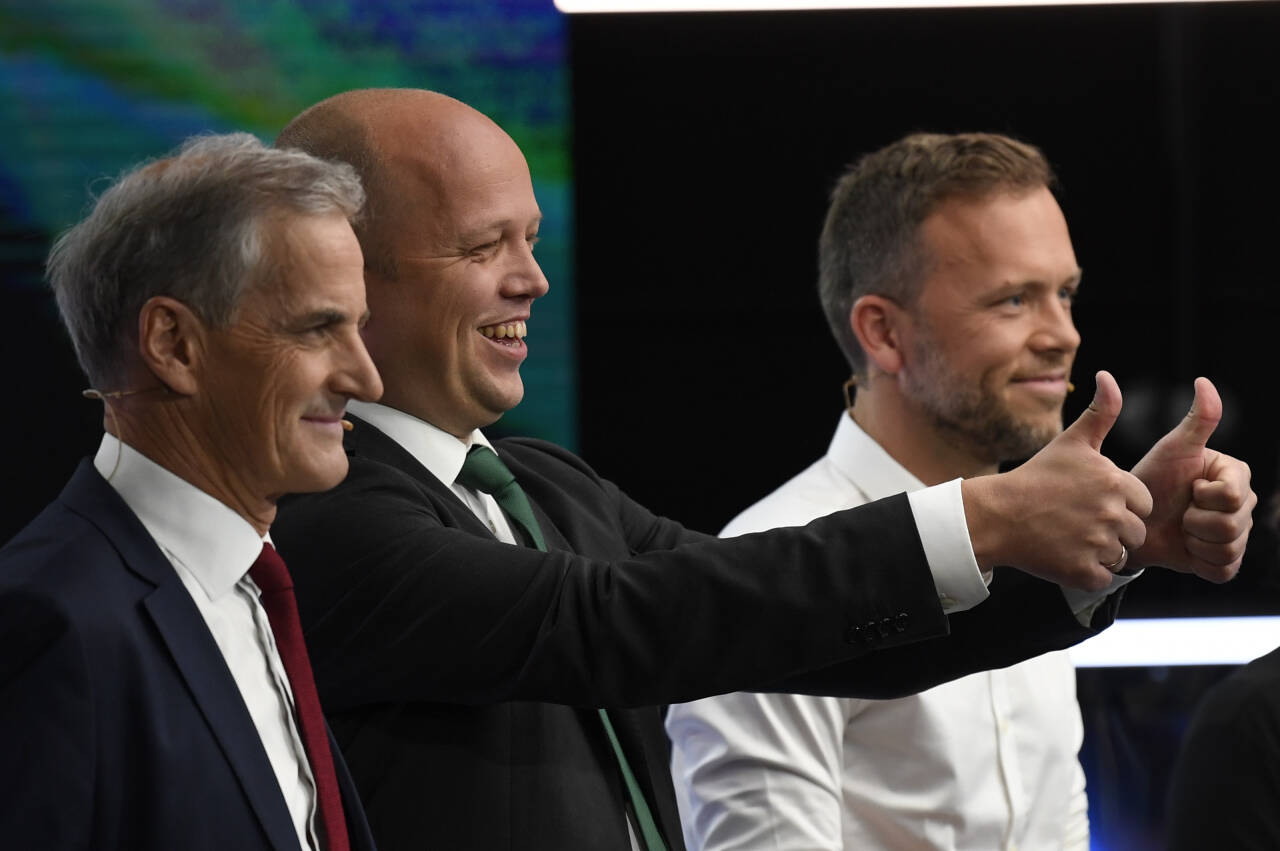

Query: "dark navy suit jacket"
left=0, top=460, right=376, bottom=851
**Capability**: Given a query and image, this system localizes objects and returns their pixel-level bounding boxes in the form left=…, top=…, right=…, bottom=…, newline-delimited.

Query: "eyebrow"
left=456, top=214, right=543, bottom=245
left=990, top=269, right=1083, bottom=297
left=290, top=308, right=351, bottom=329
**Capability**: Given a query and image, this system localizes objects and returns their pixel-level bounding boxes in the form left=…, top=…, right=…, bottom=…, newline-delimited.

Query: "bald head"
left=276, top=88, right=519, bottom=277
left=277, top=88, right=548, bottom=436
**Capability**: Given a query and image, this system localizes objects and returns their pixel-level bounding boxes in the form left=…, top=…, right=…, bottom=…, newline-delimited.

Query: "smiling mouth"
left=1010, top=376, right=1070, bottom=397
left=479, top=321, right=527, bottom=346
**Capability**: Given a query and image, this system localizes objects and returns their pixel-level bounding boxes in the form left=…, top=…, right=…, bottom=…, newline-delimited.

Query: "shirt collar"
left=346, top=399, right=495, bottom=487
left=826, top=412, right=927, bottom=501
left=93, top=434, right=267, bottom=601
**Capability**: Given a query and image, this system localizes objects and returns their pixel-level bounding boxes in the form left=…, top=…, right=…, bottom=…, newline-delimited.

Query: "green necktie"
left=457, top=444, right=546, bottom=550
left=456, top=445, right=668, bottom=851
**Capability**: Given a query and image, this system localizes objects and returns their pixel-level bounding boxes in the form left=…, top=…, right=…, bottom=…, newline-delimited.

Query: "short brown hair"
left=818, top=132, right=1056, bottom=374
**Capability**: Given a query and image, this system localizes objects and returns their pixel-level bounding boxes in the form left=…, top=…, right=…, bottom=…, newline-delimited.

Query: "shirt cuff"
left=1060, top=569, right=1142, bottom=627
left=907, top=479, right=990, bottom=614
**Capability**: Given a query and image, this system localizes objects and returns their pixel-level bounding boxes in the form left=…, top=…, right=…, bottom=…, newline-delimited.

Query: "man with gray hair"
left=0, top=133, right=382, bottom=851
left=667, top=132, right=1255, bottom=850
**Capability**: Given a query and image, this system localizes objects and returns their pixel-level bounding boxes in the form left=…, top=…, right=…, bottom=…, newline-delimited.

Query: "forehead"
left=251, top=211, right=366, bottom=310
left=918, top=187, right=1078, bottom=297
left=384, top=119, right=541, bottom=241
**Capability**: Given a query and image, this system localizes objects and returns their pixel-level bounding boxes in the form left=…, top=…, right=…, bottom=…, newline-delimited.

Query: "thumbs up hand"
left=963, top=371, right=1153, bottom=591
left=1128, top=377, right=1255, bottom=581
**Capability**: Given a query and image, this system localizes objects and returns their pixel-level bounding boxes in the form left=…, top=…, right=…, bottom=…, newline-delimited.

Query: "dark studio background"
left=569, top=7, right=1279, bottom=845
left=2, top=2, right=1279, bottom=848
left=571, top=1, right=1280, bottom=618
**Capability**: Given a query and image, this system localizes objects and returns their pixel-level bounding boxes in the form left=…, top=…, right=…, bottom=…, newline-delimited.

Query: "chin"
left=292, top=458, right=351, bottom=495
left=475, top=384, right=524, bottom=424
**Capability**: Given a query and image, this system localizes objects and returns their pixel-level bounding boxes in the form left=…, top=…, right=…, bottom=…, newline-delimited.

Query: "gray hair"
left=817, top=132, right=1056, bottom=374
left=47, top=132, right=365, bottom=386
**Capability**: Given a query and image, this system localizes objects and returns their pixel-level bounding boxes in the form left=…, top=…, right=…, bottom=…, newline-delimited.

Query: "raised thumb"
left=1172, top=376, right=1222, bottom=449
left=1063, top=370, right=1122, bottom=451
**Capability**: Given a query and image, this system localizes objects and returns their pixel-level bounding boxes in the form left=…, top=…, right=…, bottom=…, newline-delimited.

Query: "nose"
left=336, top=329, right=384, bottom=403
left=500, top=239, right=550, bottom=301
left=1033, top=296, right=1081, bottom=356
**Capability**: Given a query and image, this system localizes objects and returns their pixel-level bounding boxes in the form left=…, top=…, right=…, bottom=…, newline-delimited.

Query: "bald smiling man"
left=270, top=89, right=1254, bottom=851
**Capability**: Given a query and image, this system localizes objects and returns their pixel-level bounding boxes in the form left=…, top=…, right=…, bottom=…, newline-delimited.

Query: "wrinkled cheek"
left=254, top=373, right=292, bottom=464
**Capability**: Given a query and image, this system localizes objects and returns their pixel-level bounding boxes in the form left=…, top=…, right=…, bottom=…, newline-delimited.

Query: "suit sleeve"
left=275, top=440, right=953, bottom=711
left=773, top=567, right=1120, bottom=699
left=276, top=438, right=1116, bottom=710
left=0, top=590, right=95, bottom=848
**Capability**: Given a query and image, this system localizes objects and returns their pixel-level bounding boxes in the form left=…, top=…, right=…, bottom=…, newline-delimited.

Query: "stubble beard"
left=903, top=342, right=1064, bottom=464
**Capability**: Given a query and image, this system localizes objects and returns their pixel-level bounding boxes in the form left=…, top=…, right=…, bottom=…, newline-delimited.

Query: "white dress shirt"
left=94, top=434, right=319, bottom=851
left=667, top=414, right=1094, bottom=851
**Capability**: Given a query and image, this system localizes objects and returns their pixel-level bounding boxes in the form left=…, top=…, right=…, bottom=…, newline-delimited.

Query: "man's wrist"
left=909, top=480, right=989, bottom=613
left=960, top=475, right=1005, bottom=572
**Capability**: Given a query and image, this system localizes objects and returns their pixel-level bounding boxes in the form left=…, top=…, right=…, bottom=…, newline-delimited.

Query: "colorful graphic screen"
left=0, top=0, right=575, bottom=445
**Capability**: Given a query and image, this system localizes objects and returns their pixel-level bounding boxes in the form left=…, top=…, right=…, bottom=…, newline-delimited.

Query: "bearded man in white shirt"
left=667, top=132, right=1253, bottom=851
left=0, top=133, right=383, bottom=850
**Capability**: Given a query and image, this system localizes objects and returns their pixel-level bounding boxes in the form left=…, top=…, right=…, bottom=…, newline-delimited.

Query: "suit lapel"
left=525, top=493, right=569, bottom=552
left=143, top=587, right=302, bottom=851
left=486, top=444, right=570, bottom=552
left=345, top=415, right=541, bottom=545
left=60, top=461, right=303, bottom=851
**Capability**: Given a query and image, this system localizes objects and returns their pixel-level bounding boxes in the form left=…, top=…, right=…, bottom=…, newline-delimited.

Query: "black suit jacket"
left=1166, top=645, right=1280, bottom=850
left=0, top=461, right=376, bottom=851
left=273, top=417, right=1120, bottom=851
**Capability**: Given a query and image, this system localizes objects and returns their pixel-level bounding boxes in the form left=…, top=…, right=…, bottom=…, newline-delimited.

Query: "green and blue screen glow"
left=0, top=0, right=576, bottom=446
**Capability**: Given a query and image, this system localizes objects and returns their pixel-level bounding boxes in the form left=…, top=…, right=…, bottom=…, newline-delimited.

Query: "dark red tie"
left=250, top=542, right=349, bottom=851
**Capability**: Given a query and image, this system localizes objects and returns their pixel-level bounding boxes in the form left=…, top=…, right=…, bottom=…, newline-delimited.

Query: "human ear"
left=849, top=294, right=905, bottom=376
left=135, top=296, right=205, bottom=397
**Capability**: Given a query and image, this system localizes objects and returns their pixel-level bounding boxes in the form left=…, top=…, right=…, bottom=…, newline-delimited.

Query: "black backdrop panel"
left=570, top=2, right=1280, bottom=618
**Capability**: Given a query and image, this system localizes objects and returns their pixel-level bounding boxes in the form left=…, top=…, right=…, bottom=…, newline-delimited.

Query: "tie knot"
left=457, top=445, right=516, bottom=496
left=249, top=542, right=293, bottom=593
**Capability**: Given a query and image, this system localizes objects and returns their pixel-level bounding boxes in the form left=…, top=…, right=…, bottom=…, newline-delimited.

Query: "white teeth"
left=479, top=321, right=528, bottom=340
